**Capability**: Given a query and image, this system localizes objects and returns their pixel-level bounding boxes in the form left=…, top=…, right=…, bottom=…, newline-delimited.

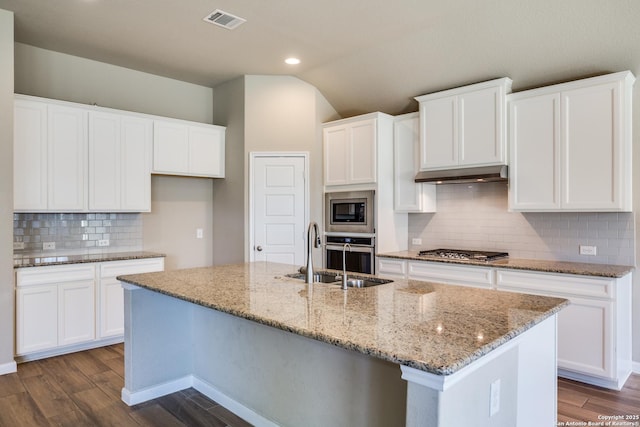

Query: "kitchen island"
left=118, top=262, right=567, bottom=427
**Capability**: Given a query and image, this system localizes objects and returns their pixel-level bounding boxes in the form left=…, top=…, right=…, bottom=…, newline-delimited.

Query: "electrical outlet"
left=196, top=228, right=204, bottom=239
left=412, top=238, right=422, bottom=245
left=43, top=242, right=56, bottom=250
left=490, top=379, right=500, bottom=416
left=579, top=245, right=597, bottom=256
left=98, top=239, right=110, bottom=247
left=13, top=242, right=25, bottom=250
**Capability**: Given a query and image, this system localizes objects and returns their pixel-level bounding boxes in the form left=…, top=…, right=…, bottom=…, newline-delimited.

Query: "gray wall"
left=0, top=8, right=14, bottom=371
left=243, top=76, right=331, bottom=263
left=212, top=75, right=338, bottom=265
left=212, top=77, right=246, bottom=265
left=14, top=43, right=212, bottom=123
left=14, top=43, right=217, bottom=270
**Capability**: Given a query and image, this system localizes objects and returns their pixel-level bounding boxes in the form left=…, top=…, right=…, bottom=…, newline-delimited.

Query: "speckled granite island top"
left=118, top=261, right=568, bottom=376
left=13, top=251, right=165, bottom=268
left=378, top=250, right=634, bottom=278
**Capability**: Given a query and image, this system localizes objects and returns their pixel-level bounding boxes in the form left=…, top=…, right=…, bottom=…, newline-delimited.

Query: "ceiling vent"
left=203, top=9, right=246, bottom=30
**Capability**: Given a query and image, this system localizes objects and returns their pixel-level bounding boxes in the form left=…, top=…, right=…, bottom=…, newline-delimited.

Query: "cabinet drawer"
left=377, top=258, right=407, bottom=278
left=100, top=258, right=165, bottom=278
left=16, top=264, right=95, bottom=287
left=408, top=261, right=494, bottom=288
left=496, top=269, right=615, bottom=299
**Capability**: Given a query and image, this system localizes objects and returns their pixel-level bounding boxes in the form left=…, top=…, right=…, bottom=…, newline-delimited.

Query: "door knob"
left=256, top=245, right=263, bottom=251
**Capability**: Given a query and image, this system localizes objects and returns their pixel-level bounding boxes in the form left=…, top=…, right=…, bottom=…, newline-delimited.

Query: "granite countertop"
left=377, top=251, right=634, bottom=278
left=117, top=261, right=568, bottom=376
left=13, top=251, right=166, bottom=268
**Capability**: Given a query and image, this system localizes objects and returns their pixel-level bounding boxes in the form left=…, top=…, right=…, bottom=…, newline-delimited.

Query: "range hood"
left=414, top=165, right=508, bottom=184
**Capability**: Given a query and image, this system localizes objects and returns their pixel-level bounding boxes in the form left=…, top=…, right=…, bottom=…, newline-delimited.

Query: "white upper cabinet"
left=15, top=98, right=89, bottom=212
left=47, top=104, right=88, bottom=211
left=393, top=113, right=436, bottom=212
left=188, top=125, right=225, bottom=177
left=509, top=71, right=634, bottom=212
left=415, top=78, right=512, bottom=171
left=153, top=120, right=225, bottom=178
left=323, top=116, right=377, bottom=186
left=89, top=111, right=152, bottom=212
left=14, top=94, right=226, bottom=212
left=14, top=99, right=48, bottom=211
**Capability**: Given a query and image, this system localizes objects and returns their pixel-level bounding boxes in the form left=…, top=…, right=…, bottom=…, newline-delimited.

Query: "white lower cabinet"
left=407, top=260, right=494, bottom=289
left=15, top=257, right=164, bottom=360
left=377, top=258, right=407, bottom=279
left=496, top=269, right=631, bottom=390
left=16, top=284, right=58, bottom=354
left=98, top=258, right=165, bottom=338
left=16, top=264, right=95, bottom=355
left=376, top=255, right=632, bottom=389
left=58, top=280, right=95, bottom=346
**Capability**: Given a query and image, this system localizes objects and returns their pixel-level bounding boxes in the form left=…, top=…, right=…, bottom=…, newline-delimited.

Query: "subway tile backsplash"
left=408, top=182, right=635, bottom=266
left=14, top=212, right=143, bottom=254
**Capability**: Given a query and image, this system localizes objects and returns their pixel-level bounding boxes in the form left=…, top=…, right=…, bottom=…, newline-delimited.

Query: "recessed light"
left=285, top=57, right=301, bottom=65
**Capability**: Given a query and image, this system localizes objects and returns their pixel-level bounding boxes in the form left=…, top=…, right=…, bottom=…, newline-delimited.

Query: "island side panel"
left=122, top=285, right=193, bottom=404
left=402, top=315, right=558, bottom=427
left=190, top=304, right=407, bottom=427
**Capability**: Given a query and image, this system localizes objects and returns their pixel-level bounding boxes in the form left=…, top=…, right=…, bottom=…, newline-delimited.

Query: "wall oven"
left=325, top=235, right=375, bottom=275
left=325, top=190, right=375, bottom=234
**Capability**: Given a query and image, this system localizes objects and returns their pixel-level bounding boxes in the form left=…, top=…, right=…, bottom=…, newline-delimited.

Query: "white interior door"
left=252, top=155, right=307, bottom=265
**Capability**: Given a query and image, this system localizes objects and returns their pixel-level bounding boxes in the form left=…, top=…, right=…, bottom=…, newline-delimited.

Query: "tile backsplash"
left=14, top=212, right=143, bottom=254
left=408, top=182, right=635, bottom=266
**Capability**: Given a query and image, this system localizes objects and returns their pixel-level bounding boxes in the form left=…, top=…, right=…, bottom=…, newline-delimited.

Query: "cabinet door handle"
left=256, top=246, right=263, bottom=252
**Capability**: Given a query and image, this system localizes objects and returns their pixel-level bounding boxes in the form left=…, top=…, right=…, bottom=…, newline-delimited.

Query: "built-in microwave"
left=324, top=190, right=375, bottom=234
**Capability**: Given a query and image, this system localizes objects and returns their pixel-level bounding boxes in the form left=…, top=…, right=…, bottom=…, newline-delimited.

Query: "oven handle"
left=326, top=244, right=374, bottom=254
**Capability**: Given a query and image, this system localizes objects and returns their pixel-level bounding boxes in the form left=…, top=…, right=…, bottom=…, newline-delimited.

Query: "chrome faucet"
left=306, top=222, right=321, bottom=284
left=341, top=243, right=351, bottom=290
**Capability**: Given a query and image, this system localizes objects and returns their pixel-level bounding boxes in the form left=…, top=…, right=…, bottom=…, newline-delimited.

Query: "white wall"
left=408, top=183, right=635, bottom=265
left=0, top=8, right=15, bottom=373
left=13, top=44, right=216, bottom=270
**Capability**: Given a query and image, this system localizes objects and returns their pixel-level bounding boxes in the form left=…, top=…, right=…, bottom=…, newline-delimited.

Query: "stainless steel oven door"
left=325, top=243, right=375, bottom=275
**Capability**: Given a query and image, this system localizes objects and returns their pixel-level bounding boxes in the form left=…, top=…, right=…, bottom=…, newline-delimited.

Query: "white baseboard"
left=121, top=376, right=192, bottom=406
left=558, top=368, right=629, bottom=391
left=632, top=361, right=640, bottom=374
left=121, top=374, right=276, bottom=427
left=0, top=360, right=17, bottom=376
left=16, top=336, right=124, bottom=363
left=192, top=376, right=278, bottom=427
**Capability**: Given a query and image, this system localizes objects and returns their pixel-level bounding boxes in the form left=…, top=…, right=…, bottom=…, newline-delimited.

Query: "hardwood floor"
left=558, top=374, right=640, bottom=424
left=1, top=344, right=639, bottom=426
left=0, top=344, right=252, bottom=427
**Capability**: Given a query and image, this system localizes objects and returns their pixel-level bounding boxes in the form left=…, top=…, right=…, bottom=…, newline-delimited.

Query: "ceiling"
left=1, top=0, right=640, bottom=117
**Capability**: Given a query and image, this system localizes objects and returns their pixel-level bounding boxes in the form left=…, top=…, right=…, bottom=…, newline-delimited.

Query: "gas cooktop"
left=417, top=249, right=509, bottom=262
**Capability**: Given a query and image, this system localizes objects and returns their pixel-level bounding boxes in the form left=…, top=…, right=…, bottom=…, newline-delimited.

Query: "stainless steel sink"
left=286, top=272, right=392, bottom=288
